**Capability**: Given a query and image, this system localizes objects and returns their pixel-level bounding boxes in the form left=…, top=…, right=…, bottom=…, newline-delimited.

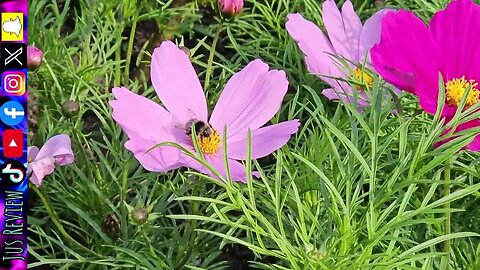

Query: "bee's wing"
left=172, top=114, right=186, bottom=130
left=186, top=108, right=198, bottom=120
left=173, top=109, right=199, bottom=129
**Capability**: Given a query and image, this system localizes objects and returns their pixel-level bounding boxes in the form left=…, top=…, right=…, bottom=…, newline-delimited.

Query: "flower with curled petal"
left=28, top=134, right=74, bottom=186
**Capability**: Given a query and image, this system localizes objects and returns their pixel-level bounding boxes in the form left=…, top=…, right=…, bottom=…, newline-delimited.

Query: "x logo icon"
left=4, top=47, right=22, bottom=65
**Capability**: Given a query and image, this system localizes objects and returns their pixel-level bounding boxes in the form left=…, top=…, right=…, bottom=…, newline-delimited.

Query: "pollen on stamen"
left=352, top=67, right=374, bottom=91
left=445, top=76, right=480, bottom=108
left=198, top=131, right=221, bottom=155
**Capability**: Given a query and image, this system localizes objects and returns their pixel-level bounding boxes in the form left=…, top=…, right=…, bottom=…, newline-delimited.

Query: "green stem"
left=114, top=39, right=122, bottom=86
left=124, top=12, right=138, bottom=84
left=141, top=226, right=157, bottom=258
left=84, top=0, right=94, bottom=59
left=33, top=186, right=100, bottom=256
left=203, top=25, right=222, bottom=92
left=114, top=5, right=123, bottom=87
left=120, top=159, right=131, bottom=240
left=443, top=157, right=451, bottom=267
left=174, top=181, right=200, bottom=269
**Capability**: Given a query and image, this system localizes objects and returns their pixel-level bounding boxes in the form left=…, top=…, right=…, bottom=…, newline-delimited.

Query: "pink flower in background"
left=110, top=41, right=299, bottom=182
left=286, top=0, right=391, bottom=106
left=28, top=134, right=74, bottom=186
left=27, top=45, right=44, bottom=70
left=371, top=0, right=480, bottom=151
left=218, top=0, right=244, bottom=16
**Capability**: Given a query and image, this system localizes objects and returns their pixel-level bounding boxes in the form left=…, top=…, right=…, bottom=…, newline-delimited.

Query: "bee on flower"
left=110, top=41, right=299, bottom=182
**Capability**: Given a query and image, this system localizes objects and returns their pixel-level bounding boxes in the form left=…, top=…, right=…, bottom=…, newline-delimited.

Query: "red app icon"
left=3, top=129, right=23, bottom=158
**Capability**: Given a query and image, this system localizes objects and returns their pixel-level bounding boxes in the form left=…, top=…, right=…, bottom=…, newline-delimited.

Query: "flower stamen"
left=197, top=131, right=221, bottom=155
left=352, top=67, right=374, bottom=91
left=445, top=76, right=479, bottom=108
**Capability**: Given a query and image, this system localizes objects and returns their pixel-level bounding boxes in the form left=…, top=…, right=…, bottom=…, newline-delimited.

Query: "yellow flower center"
left=352, top=67, right=374, bottom=91
left=445, top=76, right=479, bottom=107
left=197, top=131, right=221, bottom=155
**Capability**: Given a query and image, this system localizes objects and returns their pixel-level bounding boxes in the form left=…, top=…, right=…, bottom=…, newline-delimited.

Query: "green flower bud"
left=130, top=207, right=149, bottom=224
left=62, top=100, right=80, bottom=117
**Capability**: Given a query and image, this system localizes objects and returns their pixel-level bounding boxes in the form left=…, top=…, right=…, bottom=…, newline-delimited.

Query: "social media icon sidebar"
left=0, top=7, right=28, bottom=268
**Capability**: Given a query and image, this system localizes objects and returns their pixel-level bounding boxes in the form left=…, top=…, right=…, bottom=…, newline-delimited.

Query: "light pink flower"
left=28, top=134, right=74, bottom=187
left=286, top=0, right=392, bottom=105
left=218, top=0, right=244, bottom=16
left=110, top=41, right=299, bottom=183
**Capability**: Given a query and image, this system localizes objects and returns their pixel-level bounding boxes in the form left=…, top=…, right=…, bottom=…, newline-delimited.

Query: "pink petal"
left=35, top=134, right=74, bottom=165
left=322, top=87, right=370, bottom=107
left=286, top=13, right=344, bottom=88
left=358, top=9, right=390, bottom=64
left=28, top=146, right=39, bottom=162
left=150, top=41, right=208, bottom=125
left=179, top=155, right=211, bottom=177
left=180, top=154, right=259, bottom=183
left=209, top=60, right=268, bottom=133
left=207, top=155, right=255, bottom=183
left=323, top=0, right=362, bottom=62
left=124, top=136, right=183, bottom=172
left=468, top=136, right=480, bottom=152
left=434, top=118, right=480, bottom=152
left=371, top=10, right=443, bottom=114
left=29, top=157, right=56, bottom=187
left=110, top=87, right=182, bottom=170
left=30, top=173, right=41, bottom=187
left=111, top=87, right=173, bottom=138
left=457, top=119, right=480, bottom=152
left=227, top=120, right=300, bottom=160
left=467, top=133, right=480, bottom=152
left=429, top=0, right=480, bottom=81
left=209, top=60, right=289, bottom=138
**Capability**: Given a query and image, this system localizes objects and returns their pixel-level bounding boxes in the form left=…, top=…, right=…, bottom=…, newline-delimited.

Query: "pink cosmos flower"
left=28, top=134, right=74, bottom=187
left=286, top=0, right=391, bottom=106
left=110, top=41, right=299, bottom=183
left=371, top=0, right=480, bottom=151
left=218, top=0, right=244, bottom=16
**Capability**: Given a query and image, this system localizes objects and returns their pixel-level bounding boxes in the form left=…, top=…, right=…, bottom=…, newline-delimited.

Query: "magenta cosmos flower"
left=28, top=134, right=74, bottom=187
left=110, top=41, right=299, bottom=182
left=371, top=0, right=480, bottom=151
left=286, top=0, right=391, bottom=106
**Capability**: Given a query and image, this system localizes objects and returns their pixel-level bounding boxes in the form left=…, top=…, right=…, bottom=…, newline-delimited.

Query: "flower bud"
left=62, top=100, right=80, bottom=117
left=130, top=207, right=149, bottom=224
left=101, top=212, right=121, bottom=239
left=27, top=46, right=43, bottom=70
left=218, top=0, right=243, bottom=16
left=374, top=0, right=385, bottom=8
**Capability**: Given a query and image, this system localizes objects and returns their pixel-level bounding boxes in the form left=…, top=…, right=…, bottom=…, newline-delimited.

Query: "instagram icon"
left=2, top=71, right=26, bottom=96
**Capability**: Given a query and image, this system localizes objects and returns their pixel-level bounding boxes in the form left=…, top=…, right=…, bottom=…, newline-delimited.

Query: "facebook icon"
left=0, top=101, right=25, bottom=126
